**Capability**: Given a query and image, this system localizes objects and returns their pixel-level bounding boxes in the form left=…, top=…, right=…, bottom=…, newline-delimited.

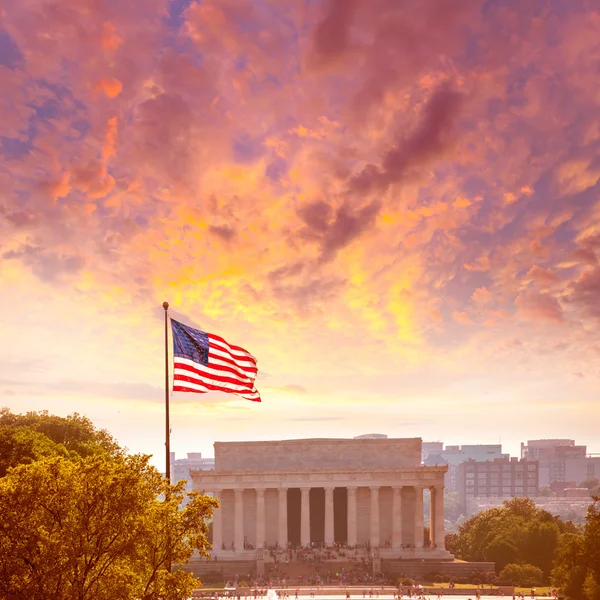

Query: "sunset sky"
left=2, top=0, right=600, bottom=470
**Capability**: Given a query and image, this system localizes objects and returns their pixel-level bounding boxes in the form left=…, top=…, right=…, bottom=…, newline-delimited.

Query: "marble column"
left=392, top=486, right=402, bottom=549
left=347, top=487, right=357, bottom=546
left=234, top=488, right=244, bottom=550
left=414, top=486, right=424, bottom=549
left=256, top=488, right=266, bottom=549
left=300, top=487, right=311, bottom=547
left=370, top=486, right=380, bottom=547
left=429, top=487, right=435, bottom=547
left=278, top=487, right=288, bottom=548
left=434, top=485, right=446, bottom=550
left=324, top=487, right=335, bottom=545
left=212, top=490, right=222, bottom=554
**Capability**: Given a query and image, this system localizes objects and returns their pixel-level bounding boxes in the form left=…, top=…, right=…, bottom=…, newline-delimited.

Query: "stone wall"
left=215, top=438, right=422, bottom=472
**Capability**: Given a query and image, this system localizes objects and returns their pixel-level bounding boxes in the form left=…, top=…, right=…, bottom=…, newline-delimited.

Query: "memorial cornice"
left=190, top=466, right=446, bottom=490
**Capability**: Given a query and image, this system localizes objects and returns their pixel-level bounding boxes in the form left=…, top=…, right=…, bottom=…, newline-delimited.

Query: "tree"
left=484, top=535, right=520, bottom=572
left=499, top=564, right=544, bottom=586
left=450, top=497, right=571, bottom=581
left=0, top=448, right=217, bottom=599
left=0, top=409, right=120, bottom=476
left=580, top=478, right=600, bottom=491
left=552, top=498, right=600, bottom=600
left=580, top=478, right=600, bottom=497
left=445, top=490, right=461, bottom=521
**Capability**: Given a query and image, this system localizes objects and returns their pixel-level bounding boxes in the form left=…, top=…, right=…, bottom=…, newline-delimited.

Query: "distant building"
left=170, top=452, right=215, bottom=492
left=457, top=457, right=539, bottom=513
left=353, top=433, right=388, bottom=439
left=564, top=456, right=600, bottom=485
left=422, top=444, right=509, bottom=490
left=422, top=441, right=444, bottom=463
left=521, top=440, right=587, bottom=486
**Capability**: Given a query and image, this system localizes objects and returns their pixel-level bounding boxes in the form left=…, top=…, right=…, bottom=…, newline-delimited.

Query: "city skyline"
left=2, top=0, right=600, bottom=472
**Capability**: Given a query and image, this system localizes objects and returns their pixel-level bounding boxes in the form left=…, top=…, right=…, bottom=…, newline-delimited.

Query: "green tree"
left=451, top=497, right=569, bottom=580
left=0, top=453, right=217, bottom=600
left=552, top=532, right=587, bottom=600
left=552, top=498, right=600, bottom=600
left=499, top=563, right=544, bottom=586
left=0, top=408, right=120, bottom=476
left=484, top=535, right=521, bottom=572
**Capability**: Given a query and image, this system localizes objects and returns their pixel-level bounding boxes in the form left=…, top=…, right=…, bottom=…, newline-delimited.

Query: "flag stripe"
left=175, top=356, right=256, bottom=383
left=173, top=373, right=255, bottom=395
left=173, top=379, right=260, bottom=401
left=208, top=347, right=258, bottom=374
left=208, top=333, right=256, bottom=364
left=174, top=367, right=254, bottom=390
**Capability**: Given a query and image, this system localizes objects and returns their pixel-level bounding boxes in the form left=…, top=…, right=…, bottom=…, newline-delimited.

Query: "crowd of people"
left=266, top=542, right=372, bottom=565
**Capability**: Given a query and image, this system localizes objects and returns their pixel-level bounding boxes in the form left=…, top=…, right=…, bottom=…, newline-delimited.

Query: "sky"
left=1, top=0, right=600, bottom=471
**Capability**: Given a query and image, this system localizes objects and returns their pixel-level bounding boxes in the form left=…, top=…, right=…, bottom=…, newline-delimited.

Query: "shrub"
left=499, top=564, right=544, bottom=587
left=397, top=576, right=414, bottom=586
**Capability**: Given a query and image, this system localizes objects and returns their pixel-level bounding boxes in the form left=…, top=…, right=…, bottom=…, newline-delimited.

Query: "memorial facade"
left=191, top=437, right=452, bottom=560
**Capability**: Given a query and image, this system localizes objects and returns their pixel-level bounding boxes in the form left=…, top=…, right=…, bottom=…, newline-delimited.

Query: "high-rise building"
left=422, top=443, right=509, bottom=490
left=457, top=457, right=539, bottom=514
left=564, top=456, right=600, bottom=485
left=521, top=440, right=587, bottom=486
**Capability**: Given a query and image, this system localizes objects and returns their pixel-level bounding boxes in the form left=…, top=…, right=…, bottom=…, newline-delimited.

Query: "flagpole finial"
left=163, top=301, right=169, bottom=311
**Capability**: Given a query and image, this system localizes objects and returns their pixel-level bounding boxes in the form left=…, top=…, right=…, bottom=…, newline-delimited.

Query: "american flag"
left=170, top=319, right=261, bottom=402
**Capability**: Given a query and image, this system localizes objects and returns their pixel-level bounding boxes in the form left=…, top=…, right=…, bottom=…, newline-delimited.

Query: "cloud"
left=565, top=266, right=600, bottom=320
left=209, top=225, right=236, bottom=242
left=349, top=85, right=464, bottom=195
left=516, top=291, right=564, bottom=325
left=309, top=0, right=357, bottom=68
left=289, top=417, right=344, bottom=422
left=452, top=311, right=473, bottom=326
left=320, top=201, right=381, bottom=261
left=526, top=265, right=561, bottom=287
left=94, top=78, right=123, bottom=99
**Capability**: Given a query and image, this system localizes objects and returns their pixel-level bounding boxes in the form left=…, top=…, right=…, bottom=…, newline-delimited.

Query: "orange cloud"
left=95, top=78, right=123, bottom=99
left=452, top=311, right=473, bottom=325
left=101, top=22, right=123, bottom=54
left=471, top=287, right=490, bottom=303
left=103, top=117, right=118, bottom=162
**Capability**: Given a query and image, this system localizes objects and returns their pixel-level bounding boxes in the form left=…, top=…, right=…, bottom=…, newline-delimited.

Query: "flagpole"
left=163, top=301, right=170, bottom=483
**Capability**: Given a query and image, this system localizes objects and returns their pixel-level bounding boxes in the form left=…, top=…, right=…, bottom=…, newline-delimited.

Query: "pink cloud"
left=526, top=265, right=561, bottom=286
left=452, top=311, right=473, bottom=325
left=516, top=291, right=564, bottom=325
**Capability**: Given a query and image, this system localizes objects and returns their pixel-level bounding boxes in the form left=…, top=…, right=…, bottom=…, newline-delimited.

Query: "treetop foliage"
left=446, top=497, right=577, bottom=578
left=0, top=409, right=217, bottom=600
left=551, top=497, right=600, bottom=600
left=0, top=408, right=121, bottom=476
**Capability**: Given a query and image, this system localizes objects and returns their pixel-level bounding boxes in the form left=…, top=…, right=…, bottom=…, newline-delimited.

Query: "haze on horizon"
left=1, top=0, right=599, bottom=471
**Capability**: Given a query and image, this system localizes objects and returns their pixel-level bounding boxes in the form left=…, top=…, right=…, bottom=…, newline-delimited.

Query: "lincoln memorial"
left=191, top=437, right=453, bottom=562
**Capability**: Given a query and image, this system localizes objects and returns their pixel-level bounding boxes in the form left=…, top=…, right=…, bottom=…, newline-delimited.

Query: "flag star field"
left=1, top=0, right=599, bottom=468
